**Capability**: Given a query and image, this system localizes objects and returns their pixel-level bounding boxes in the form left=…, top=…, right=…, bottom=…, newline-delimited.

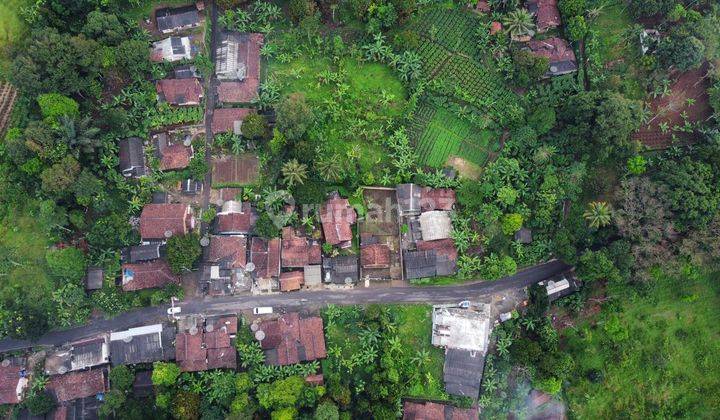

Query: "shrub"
left=166, top=233, right=201, bottom=274
left=566, top=15, right=587, bottom=41
left=501, top=213, right=524, bottom=235
left=151, top=362, right=180, bottom=387
left=109, top=365, right=135, bottom=391
left=242, top=113, right=269, bottom=139
left=37, top=93, right=79, bottom=124
left=45, top=247, right=87, bottom=283
left=25, top=392, right=56, bottom=416
left=558, top=0, right=586, bottom=18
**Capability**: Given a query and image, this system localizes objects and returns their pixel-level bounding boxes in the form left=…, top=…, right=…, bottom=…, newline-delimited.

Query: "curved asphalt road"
left=0, top=260, right=570, bottom=353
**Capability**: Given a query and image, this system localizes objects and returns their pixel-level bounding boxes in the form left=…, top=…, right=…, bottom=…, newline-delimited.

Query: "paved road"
left=0, top=260, right=570, bottom=352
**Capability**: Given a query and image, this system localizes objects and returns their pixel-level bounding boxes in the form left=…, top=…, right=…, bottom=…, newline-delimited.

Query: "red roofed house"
left=139, top=204, right=195, bottom=241
left=420, top=187, right=456, bottom=212
left=153, top=132, right=193, bottom=171
left=402, top=400, right=477, bottom=420
left=416, top=238, right=458, bottom=276
left=216, top=201, right=257, bottom=235
left=46, top=369, right=107, bottom=403
left=250, top=237, right=281, bottom=279
left=211, top=108, right=252, bottom=134
left=0, top=362, right=28, bottom=405
left=281, top=227, right=321, bottom=268
left=320, top=192, right=357, bottom=248
left=528, top=37, right=578, bottom=77
left=156, top=78, right=203, bottom=106
left=122, top=260, right=180, bottom=291
left=207, top=235, right=247, bottom=268
left=360, top=243, right=391, bottom=269
left=259, top=313, right=327, bottom=366
left=527, top=0, right=561, bottom=32
left=176, top=316, right=237, bottom=372
left=216, top=33, right=264, bottom=103
left=279, top=270, right=304, bottom=292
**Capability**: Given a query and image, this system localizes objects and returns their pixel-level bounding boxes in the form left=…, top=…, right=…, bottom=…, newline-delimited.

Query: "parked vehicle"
left=458, top=300, right=471, bottom=309
left=253, top=306, right=273, bottom=315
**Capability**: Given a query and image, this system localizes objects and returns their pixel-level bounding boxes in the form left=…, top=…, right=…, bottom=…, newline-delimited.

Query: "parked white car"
left=253, top=307, right=273, bottom=315
left=167, top=306, right=181, bottom=315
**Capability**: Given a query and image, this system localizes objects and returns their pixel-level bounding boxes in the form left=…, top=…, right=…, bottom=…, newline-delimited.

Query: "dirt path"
left=201, top=0, right=219, bottom=235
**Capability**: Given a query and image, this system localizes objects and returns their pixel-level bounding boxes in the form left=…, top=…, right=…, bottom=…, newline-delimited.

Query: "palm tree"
left=281, top=159, right=308, bottom=187
left=317, top=155, right=344, bottom=182
left=533, top=145, right=557, bottom=165
left=583, top=201, right=612, bottom=228
left=411, top=348, right=432, bottom=371
left=496, top=335, right=512, bottom=358
left=502, top=9, right=536, bottom=39
left=521, top=317, right=536, bottom=331
left=59, top=115, right=101, bottom=157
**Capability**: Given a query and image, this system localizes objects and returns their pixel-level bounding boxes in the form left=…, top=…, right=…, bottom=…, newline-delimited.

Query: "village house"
left=156, top=78, right=203, bottom=106
left=418, top=211, right=453, bottom=242
left=118, top=137, right=147, bottom=178
left=122, top=243, right=162, bottom=264
left=215, top=200, right=257, bottom=235
left=432, top=304, right=493, bottom=398
left=211, top=107, right=252, bottom=135
left=121, top=259, right=180, bottom=291
left=256, top=313, right=327, bottom=366
left=250, top=237, right=282, bottom=280
left=528, top=37, right=578, bottom=77
left=45, top=369, right=107, bottom=405
left=110, top=324, right=176, bottom=365
left=320, top=192, right=357, bottom=248
left=175, top=315, right=237, bottom=372
left=420, top=187, right=456, bottom=212
left=152, top=132, right=194, bottom=171
left=526, top=0, right=561, bottom=32
left=155, top=4, right=202, bottom=34
left=201, top=235, right=251, bottom=296
left=151, top=35, right=200, bottom=62
left=279, top=270, right=304, bottom=292
left=0, top=358, right=28, bottom=405
left=396, top=183, right=422, bottom=217
left=215, top=32, right=264, bottom=103
left=281, top=227, right=321, bottom=268
left=139, top=203, right=195, bottom=242
left=539, top=270, right=581, bottom=301
left=44, top=336, right=110, bottom=376
left=322, top=255, right=359, bottom=285
left=85, top=266, right=104, bottom=291
left=402, top=400, right=477, bottom=420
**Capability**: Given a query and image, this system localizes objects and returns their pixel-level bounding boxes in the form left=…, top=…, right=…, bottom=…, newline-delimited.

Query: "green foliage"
left=511, top=49, right=549, bottom=88
left=188, top=147, right=208, bottom=181
left=257, top=376, right=306, bottom=410
left=479, top=253, right=517, bottom=280
left=166, top=233, right=201, bottom=274
left=626, top=155, right=647, bottom=175
left=87, top=214, right=137, bottom=250
left=558, top=0, right=586, bottom=18
left=276, top=93, right=314, bottom=141
left=45, top=247, right=87, bottom=283
left=657, top=157, right=719, bottom=231
left=24, top=391, right=56, bottom=416
left=40, top=155, right=80, bottom=196
left=657, top=32, right=705, bottom=71
left=577, top=249, right=621, bottom=283
left=315, top=401, right=340, bottom=420
left=37, top=93, right=79, bottom=124
left=242, top=113, right=269, bottom=139
left=151, top=362, right=180, bottom=387
left=171, top=391, right=200, bottom=420
left=501, top=213, right=523, bottom=235
left=567, top=15, right=588, bottom=41
left=109, top=365, right=135, bottom=391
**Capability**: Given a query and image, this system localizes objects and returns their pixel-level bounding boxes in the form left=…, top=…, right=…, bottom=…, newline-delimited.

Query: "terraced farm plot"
left=410, top=7, right=481, bottom=57
left=413, top=106, right=497, bottom=168
left=0, top=82, right=17, bottom=138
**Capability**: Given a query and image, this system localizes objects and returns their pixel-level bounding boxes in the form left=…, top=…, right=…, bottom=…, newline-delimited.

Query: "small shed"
left=85, top=267, right=104, bottom=291
left=515, top=228, right=533, bottom=244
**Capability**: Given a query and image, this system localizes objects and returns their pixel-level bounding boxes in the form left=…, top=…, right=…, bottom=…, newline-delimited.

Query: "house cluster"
left=0, top=310, right=329, bottom=417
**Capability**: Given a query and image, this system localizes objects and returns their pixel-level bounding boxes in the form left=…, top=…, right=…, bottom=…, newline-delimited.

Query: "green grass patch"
left=122, top=0, right=194, bottom=21
left=0, top=0, right=30, bottom=78
left=412, top=104, right=497, bottom=168
left=563, top=265, right=720, bottom=418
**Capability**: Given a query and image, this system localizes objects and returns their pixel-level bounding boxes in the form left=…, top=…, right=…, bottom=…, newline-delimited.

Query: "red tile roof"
left=219, top=187, right=243, bottom=201
left=361, top=243, right=391, bottom=269
left=402, top=401, right=477, bottom=420
left=259, top=313, right=327, bottom=366
left=250, top=237, right=281, bottom=279
left=320, top=195, right=357, bottom=247
left=530, top=0, right=561, bottom=32
left=46, top=370, right=106, bottom=403
left=420, top=188, right=456, bottom=211
left=281, top=227, right=321, bottom=268
left=0, top=365, right=24, bottom=404
left=305, top=374, right=324, bottom=386
left=280, top=270, right=303, bottom=292
left=528, top=37, right=576, bottom=64
left=217, top=33, right=263, bottom=103
left=121, top=260, right=180, bottom=291
left=475, top=0, right=490, bottom=12
left=211, top=108, right=252, bottom=134
left=156, top=78, right=203, bottom=105
left=159, top=144, right=192, bottom=170
left=207, top=236, right=247, bottom=268
left=490, top=21, right=502, bottom=35
left=211, top=154, right=260, bottom=184
left=176, top=316, right=237, bottom=372
left=216, top=202, right=257, bottom=234
left=139, top=204, right=194, bottom=240
left=416, top=239, right=458, bottom=262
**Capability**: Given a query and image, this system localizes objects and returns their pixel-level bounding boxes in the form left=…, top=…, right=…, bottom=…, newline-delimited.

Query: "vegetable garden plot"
left=410, top=8, right=481, bottom=57
left=414, top=106, right=495, bottom=167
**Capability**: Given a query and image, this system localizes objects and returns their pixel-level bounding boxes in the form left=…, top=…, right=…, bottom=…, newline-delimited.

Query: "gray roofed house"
left=155, top=5, right=201, bottom=34
left=123, top=244, right=162, bottom=263
left=181, top=179, right=203, bottom=195
left=151, top=36, right=199, bottom=62
left=304, top=265, right=322, bottom=288
left=151, top=191, right=168, bottom=204
left=443, top=348, right=485, bottom=398
left=396, top=184, right=421, bottom=216
left=514, top=228, right=533, bottom=244
left=403, top=250, right=437, bottom=280
left=85, top=267, right=104, bottom=291
left=64, top=395, right=104, bottom=420
left=109, top=324, right=175, bottom=366
left=322, top=255, right=359, bottom=285
left=173, top=64, right=200, bottom=79
left=44, top=337, right=110, bottom=376
left=118, top=138, right=146, bottom=178
left=540, top=270, right=581, bottom=302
